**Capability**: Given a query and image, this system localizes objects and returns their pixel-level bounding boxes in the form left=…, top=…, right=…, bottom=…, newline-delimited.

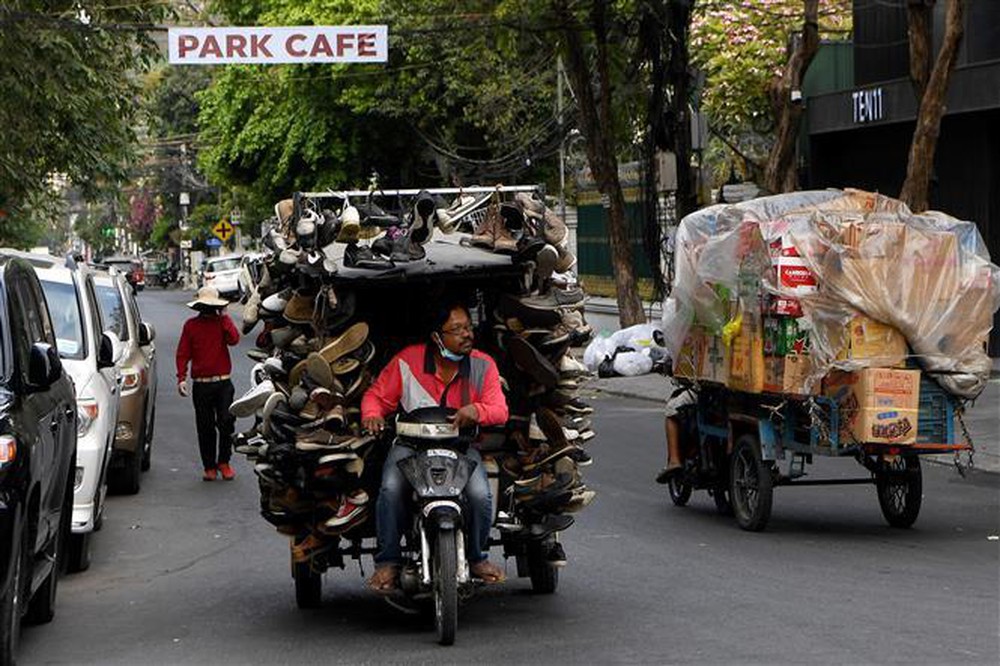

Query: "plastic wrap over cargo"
left=663, top=189, right=1000, bottom=399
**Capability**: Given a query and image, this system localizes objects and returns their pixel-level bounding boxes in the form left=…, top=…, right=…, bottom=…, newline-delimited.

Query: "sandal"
left=655, top=463, right=682, bottom=485
left=469, top=559, right=506, bottom=584
left=366, top=564, right=400, bottom=594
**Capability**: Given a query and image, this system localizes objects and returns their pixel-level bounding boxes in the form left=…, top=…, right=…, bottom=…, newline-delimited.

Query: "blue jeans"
left=375, top=443, right=493, bottom=566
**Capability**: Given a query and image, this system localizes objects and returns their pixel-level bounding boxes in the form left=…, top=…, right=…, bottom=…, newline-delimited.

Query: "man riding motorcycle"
left=361, top=301, right=509, bottom=593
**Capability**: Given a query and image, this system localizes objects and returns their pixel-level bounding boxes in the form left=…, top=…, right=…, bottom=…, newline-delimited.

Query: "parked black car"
left=0, top=255, right=78, bottom=665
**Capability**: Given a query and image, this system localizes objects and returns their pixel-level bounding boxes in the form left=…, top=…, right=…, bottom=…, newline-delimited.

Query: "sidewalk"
left=584, top=372, right=1000, bottom=475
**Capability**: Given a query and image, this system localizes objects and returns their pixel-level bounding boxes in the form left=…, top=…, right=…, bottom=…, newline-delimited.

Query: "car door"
left=123, top=280, right=155, bottom=432
left=84, top=275, right=118, bottom=473
left=12, top=269, right=66, bottom=549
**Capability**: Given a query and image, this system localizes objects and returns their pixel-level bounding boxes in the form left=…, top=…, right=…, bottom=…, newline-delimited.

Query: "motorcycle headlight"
left=121, top=367, right=142, bottom=394
left=77, top=399, right=99, bottom=437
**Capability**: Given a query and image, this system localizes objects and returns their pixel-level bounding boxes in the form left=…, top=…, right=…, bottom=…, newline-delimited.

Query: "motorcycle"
left=665, top=387, right=733, bottom=515
left=392, top=407, right=475, bottom=645
left=287, top=408, right=571, bottom=646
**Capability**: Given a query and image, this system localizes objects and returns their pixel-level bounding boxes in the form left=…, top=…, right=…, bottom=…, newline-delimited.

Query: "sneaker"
left=409, top=190, right=437, bottom=245
left=546, top=541, right=568, bottom=567
left=230, top=380, right=275, bottom=418
left=283, top=291, right=316, bottom=324
left=534, top=243, right=558, bottom=282
left=566, top=447, right=593, bottom=466
left=435, top=192, right=491, bottom=233
left=344, top=242, right=394, bottom=270
left=203, top=468, right=218, bottom=481
left=218, top=462, right=236, bottom=480
left=261, top=288, right=292, bottom=316
left=324, top=490, right=369, bottom=528
left=336, top=205, right=361, bottom=243
left=242, top=289, right=261, bottom=334
left=558, top=354, right=590, bottom=378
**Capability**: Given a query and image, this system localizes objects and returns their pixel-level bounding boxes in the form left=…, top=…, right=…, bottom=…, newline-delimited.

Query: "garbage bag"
left=612, top=350, right=654, bottom=377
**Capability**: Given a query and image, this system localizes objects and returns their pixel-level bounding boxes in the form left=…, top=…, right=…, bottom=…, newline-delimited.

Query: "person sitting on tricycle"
left=361, top=301, right=509, bottom=593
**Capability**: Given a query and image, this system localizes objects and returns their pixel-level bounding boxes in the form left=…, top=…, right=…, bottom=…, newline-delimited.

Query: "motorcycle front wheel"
left=433, top=529, right=459, bottom=645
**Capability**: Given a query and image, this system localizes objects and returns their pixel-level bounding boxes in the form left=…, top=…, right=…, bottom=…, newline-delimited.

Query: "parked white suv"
left=18, top=252, right=121, bottom=572
left=201, top=255, right=243, bottom=300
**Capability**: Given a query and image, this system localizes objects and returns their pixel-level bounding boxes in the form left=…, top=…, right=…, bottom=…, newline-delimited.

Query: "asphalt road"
left=19, top=289, right=1000, bottom=665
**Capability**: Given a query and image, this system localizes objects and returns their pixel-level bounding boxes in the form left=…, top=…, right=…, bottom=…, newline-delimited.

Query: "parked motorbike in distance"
left=393, top=407, right=476, bottom=646
left=155, top=264, right=183, bottom=289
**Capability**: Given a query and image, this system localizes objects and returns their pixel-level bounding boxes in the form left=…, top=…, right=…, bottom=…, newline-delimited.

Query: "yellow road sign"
left=212, top=219, right=235, bottom=242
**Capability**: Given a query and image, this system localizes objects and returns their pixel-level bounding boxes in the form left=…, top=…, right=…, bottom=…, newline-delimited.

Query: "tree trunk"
left=558, top=0, right=644, bottom=326
left=667, top=0, right=697, bottom=220
left=763, top=0, right=820, bottom=194
left=899, top=0, right=965, bottom=213
left=907, top=0, right=935, bottom=101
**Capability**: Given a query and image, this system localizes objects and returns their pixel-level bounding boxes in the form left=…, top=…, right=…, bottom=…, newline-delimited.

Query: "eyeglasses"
left=441, top=324, right=474, bottom=336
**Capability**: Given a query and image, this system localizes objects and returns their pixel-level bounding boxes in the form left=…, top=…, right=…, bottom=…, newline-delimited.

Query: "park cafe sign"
left=168, top=26, right=387, bottom=65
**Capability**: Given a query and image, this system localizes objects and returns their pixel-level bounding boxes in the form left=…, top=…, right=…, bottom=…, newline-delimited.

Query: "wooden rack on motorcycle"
left=231, top=185, right=597, bottom=645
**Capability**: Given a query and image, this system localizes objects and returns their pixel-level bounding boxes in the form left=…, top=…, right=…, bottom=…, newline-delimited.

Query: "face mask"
left=434, top=334, right=466, bottom=362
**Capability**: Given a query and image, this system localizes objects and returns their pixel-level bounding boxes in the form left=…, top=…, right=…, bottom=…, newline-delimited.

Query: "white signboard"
left=168, top=26, right=388, bottom=65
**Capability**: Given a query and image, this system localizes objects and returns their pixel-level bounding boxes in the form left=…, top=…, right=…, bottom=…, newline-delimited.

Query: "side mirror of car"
left=98, top=331, right=119, bottom=368
left=28, top=342, right=62, bottom=390
left=138, top=322, right=156, bottom=347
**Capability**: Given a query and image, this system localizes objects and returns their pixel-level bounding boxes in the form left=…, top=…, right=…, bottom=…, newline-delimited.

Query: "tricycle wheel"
left=526, top=541, right=559, bottom=594
left=729, top=434, right=774, bottom=532
left=667, top=476, right=692, bottom=506
left=711, top=486, right=733, bottom=516
left=293, top=561, right=322, bottom=609
left=875, top=455, right=922, bottom=528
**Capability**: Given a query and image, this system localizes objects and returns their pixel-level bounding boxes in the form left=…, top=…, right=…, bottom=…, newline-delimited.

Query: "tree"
left=899, top=0, right=966, bottom=212
left=556, top=0, right=644, bottom=325
left=0, top=2, right=167, bottom=235
left=764, top=0, right=820, bottom=193
left=690, top=1, right=851, bottom=186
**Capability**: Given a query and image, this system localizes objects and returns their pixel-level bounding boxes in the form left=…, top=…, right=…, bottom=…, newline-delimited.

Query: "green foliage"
left=149, top=217, right=175, bottom=250
left=691, top=0, right=851, bottom=182
left=74, top=207, right=118, bottom=257
left=0, top=1, right=170, bottom=231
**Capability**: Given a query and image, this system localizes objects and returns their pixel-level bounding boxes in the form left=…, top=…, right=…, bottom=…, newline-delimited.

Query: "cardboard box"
left=673, top=328, right=704, bottom=379
left=763, top=354, right=819, bottom=395
left=700, top=334, right=729, bottom=385
left=836, top=313, right=908, bottom=366
left=727, top=320, right=764, bottom=393
left=823, top=368, right=921, bottom=444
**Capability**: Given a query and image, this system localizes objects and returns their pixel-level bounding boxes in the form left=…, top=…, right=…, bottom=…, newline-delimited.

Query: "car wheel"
left=66, top=532, right=92, bottom=574
left=110, top=449, right=142, bottom=496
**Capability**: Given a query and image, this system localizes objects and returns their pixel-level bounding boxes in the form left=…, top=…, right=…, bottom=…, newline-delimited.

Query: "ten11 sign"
left=168, top=26, right=387, bottom=65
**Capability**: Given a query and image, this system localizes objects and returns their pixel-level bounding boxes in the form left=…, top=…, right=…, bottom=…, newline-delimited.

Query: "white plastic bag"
left=583, top=335, right=617, bottom=372
left=612, top=350, right=654, bottom=377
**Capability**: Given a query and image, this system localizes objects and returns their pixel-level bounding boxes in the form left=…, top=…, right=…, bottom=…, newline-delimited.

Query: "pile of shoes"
left=232, top=186, right=597, bottom=566
left=492, top=284, right=598, bottom=522
left=230, top=320, right=378, bottom=558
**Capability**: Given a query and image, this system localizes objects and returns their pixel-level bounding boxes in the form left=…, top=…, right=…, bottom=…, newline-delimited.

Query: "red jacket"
left=361, top=343, right=508, bottom=426
left=175, top=313, right=240, bottom=382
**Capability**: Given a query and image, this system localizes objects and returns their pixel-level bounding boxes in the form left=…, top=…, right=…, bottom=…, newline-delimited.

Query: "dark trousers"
left=192, top=379, right=235, bottom=469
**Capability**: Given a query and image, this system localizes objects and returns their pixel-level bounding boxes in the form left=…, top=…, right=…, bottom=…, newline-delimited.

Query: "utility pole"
left=557, top=54, right=566, bottom=225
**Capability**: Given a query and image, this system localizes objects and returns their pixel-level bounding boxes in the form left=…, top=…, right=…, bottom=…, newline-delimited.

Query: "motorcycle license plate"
left=427, top=449, right=458, bottom=459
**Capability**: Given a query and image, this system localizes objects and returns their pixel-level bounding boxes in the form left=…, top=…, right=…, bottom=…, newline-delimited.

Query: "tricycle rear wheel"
left=293, top=561, right=322, bottom=609
left=730, top=434, right=774, bottom=532
left=875, top=455, right=922, bottom=528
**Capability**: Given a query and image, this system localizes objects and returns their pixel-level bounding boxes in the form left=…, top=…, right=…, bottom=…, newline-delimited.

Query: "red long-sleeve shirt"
left=361, top=343, right=508, bottom=426
left=175, top=313, right=240, bottom=382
